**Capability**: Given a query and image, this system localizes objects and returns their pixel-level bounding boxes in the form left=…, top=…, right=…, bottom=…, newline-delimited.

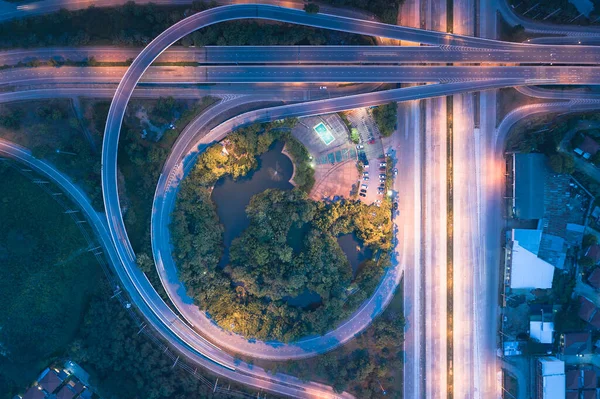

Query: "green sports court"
left=313, top=122, right=335, bottom=145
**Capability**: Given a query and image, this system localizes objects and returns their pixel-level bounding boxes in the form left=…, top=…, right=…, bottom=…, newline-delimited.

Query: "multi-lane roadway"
left=9, top=44, right=600, bottom=65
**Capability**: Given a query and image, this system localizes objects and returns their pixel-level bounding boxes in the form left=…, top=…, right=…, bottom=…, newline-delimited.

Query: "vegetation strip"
left=419, top=99, right=428, bottom=390
left=446, top=3, right=454, bottom=393
left=446, top=95, right=454, bottom=399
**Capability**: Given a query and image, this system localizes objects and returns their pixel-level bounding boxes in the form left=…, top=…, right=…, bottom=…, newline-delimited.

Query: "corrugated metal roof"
left=514, top=153, right=548, bottom=220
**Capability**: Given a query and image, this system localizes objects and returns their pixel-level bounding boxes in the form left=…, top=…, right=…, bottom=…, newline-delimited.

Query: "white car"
left=356, top=144, right=364, bottom=149
left=380, top=162, right=386, bottom=167
left=361, top=184, right=368, bottom=189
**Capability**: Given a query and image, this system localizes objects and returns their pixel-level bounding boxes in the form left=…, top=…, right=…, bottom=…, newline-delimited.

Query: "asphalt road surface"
left=5, top=65, right=600, bottom=86
left=8, top=44, right=600, bottom=64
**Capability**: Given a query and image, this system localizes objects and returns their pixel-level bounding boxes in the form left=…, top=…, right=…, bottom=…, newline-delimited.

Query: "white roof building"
left=536, top=357, right=565, bottom=399
left=510, top=229, right=556, bottom=289
left=530, top=320, right=554, bottom=344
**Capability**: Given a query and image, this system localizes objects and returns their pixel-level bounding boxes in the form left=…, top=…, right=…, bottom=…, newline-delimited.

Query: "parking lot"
left=291, top=111, right=390, bottom=205
left=345, top=108, right=386, bottom=204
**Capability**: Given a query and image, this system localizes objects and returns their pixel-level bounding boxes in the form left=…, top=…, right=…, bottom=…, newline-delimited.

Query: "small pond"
left=337, top=233, right=374, bottom=275
left=211, top=141, right=294, bottom=267
left=210, top=142, right=373, bottom=309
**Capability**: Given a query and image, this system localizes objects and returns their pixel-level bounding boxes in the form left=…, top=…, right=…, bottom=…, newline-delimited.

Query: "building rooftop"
left=510, top=229, right=555, bottom=289
left=579, top=136, right=600, bottom=156
left=55, top=385, right=74, bottom=399
left=561, top=332, right=592, bottom=356
left=583, top=390, right=596, bottom=399
left=38, top=369, right=62, bottom=394
left=22, top=387, right=46, bottom=399
left=538, top=233, right=567, bottom=269
left=538, top=357, right=566, bottom=399
left=583, top=370, right=597, bottom=389
left=589, top=310, right=600, bottom=329
left=588, top=267, right=600, bottom=289
left=513, top=228, right=543, bottom=254
left=514, top=153, right=548, bottom=220
left=578, top=296, right=597, bottom=323
left=530, top=320, right=554, bottom=344
left=566, top=369, right=580, bottom=390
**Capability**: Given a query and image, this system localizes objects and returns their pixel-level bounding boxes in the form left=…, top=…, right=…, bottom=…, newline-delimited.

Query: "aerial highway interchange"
left=2, top=0, right=600, bottom=398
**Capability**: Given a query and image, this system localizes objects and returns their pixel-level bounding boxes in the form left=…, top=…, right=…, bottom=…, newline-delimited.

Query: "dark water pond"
left=211, top=141, right=294, bottom=267
left=337, top=233, right=373, bottom=275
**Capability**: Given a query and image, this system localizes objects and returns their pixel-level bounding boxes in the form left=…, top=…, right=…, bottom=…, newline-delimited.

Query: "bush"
left=304, top=3, right=320, bottom=13
left=372, top=103, right=397, bottom=137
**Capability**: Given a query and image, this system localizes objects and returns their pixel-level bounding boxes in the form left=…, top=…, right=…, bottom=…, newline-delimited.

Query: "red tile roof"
left=590, top=311, right=600, bottom=329
left=583, top=390, right=597, bottom=399
left=566, top=369, right=581, bottom=389
left=563, top=332, right=592, bottom=355
left=23, top=387, right=46, bottom=399
left=55, top=386, right=74, bottom=399
left=583, top=369, right=597, bottom=389
left=580, top=136, right=600, bottom=156
left=38, top=369, right=62, bottom=394
left=589, top=267, right=600, bottom=289
left=71, top=381, right=85, bottom=394
left=579, top=296, right=597, bottom=322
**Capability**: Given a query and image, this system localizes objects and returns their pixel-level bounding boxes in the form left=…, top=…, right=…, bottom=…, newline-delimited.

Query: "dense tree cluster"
left=0, top=1, right=209, bottom=48
left=229, top=189, right=351, bottom=301
left=69, top=292, right=247, bottom=399
left=0, top=1, right=374, bottom=49
left=319, top=0, right=402, bottom=24
left=188, top=119, right=313, bottom=190
left=273, top=288, right=405, bottom=397
left=508, top=0, right=600, bottom=26
left=0, top=167, right=102, bottom=396
left=171, top=123, right=392, bottom=341
left=372, top=102, right=397, bottom=137
left=507, top=114, right=578, bottom=175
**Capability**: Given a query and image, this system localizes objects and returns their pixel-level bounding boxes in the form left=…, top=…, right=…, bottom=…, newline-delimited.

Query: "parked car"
left=379, top=178, right=385, bottom=183
left=393, top=202, right=398, bottom=210
left=380, top=162, right=386, bottom=167
left=359, top=193, right=366, bottom=197
left=360, top=189, right=367, bottom=194
left=363, top=177, right=370, bottom=181
left=393, top=168, right=398, bottom=176
left=379, top=174, right=386, bottom=178
left=361, top=184, right=368, bottom=189
left=369, top=139, right=376, bottom=144
left=356, top=144, right=364, bottom=149
left=379, top=167, right=386, bottom=172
